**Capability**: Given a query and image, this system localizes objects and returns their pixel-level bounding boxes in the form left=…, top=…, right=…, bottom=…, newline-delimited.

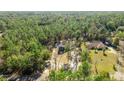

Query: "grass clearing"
left=90, top=50, right=117, bottom=74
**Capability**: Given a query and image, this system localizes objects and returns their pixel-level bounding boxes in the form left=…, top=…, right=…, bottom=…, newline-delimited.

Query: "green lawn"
left=90, top=50, right=117, bottom=74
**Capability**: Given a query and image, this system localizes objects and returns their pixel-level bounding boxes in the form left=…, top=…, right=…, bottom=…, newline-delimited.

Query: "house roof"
left=86, top=41, right=106, bottom=49
left=58, top=44, right=64, bottom=47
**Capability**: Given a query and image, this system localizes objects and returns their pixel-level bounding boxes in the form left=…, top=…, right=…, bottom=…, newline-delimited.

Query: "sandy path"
left=37, top=48, right=58, bottom=80
left=107, top=47, right=124, bottom=80
left=36, top=69, right=50, bottom=81
left=107, top=47, right=117, bottom=55
left=114, top=71, right=124, bottom=80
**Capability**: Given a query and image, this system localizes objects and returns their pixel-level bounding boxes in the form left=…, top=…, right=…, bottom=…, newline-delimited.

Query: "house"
left=86, top=41, right=107, bottom=50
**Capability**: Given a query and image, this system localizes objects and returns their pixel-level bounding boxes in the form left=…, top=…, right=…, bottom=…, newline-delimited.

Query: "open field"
left=90, top=50, right=118, bottom=74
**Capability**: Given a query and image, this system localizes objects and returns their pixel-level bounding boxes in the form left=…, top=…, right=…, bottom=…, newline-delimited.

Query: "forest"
left=0, top=11, right=124, bottom=81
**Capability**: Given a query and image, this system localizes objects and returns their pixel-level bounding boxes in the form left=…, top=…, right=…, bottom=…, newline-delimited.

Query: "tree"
left=106, top=21, right=116, bottom=31
left=0, top=20, right=6, bottom=32
left=49, top=69, right=73, bottom=81
left=79, top=61, right=91, bottom=80
left=116, top=31, right=124, bottom=40
left=81, top=47, right=89, bottom=62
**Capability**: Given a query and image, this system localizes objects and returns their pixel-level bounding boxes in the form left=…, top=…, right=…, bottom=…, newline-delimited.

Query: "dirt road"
left=36, top=69, right=50, bottom=81
left=107, top=47, right=117, bottom=55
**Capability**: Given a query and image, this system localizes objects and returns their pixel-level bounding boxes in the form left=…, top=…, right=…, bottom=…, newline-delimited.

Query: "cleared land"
left=81, top=43, right=118, bottom=74
left=90, top=50, right=118, bottom=74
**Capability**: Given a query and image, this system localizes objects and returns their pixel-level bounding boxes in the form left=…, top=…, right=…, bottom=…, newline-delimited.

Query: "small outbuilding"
left=57, top=41, right=65, bottom=54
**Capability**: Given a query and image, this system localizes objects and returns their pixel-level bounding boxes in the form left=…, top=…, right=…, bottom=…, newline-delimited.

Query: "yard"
left=90, top=50, right=118, bottom=74
left=81, top=43, right=118, bottom=74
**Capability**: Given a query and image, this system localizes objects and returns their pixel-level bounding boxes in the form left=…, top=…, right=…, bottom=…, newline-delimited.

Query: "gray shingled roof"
left=86, top=41, right=106, bottom=49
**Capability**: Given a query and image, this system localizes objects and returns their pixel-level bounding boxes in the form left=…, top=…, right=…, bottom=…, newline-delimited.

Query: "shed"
left=57, top=41, right=65, bottom=54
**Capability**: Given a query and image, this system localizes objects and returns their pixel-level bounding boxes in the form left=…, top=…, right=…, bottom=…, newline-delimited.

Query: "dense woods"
left=0, top=12, right=124, bottom=81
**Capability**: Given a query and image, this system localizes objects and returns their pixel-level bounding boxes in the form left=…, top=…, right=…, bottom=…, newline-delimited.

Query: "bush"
left=0, top=76, right=6, bottom=81
left=94, top=72, right=110, bottom=81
